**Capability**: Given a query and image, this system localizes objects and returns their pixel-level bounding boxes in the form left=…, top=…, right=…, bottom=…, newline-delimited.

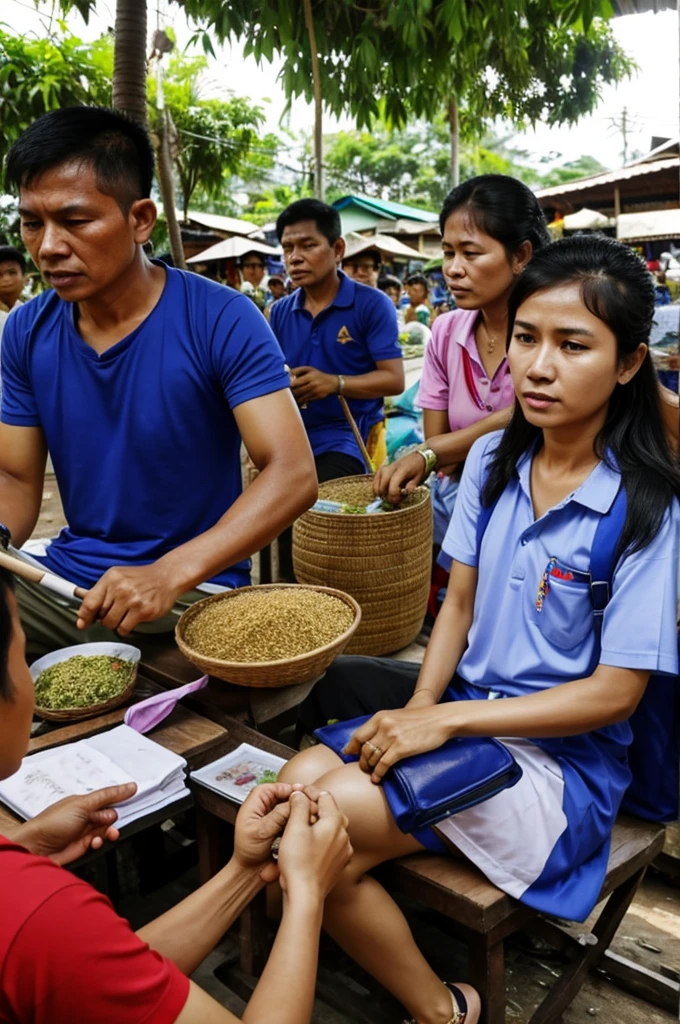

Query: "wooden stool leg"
left=467, top=935, right=506, bottom=1024
left=239, top=888, right=270, bottom=976
left=528, top=867, right=646, bottom=1024
left=196, top=806, right=228, bottom=884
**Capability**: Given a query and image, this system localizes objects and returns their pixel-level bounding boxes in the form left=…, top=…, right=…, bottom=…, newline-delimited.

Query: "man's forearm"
left=154, top=454, right=317, bottom=593
left=341, top=368, right=404, bottom=400
left=427, top=406, right=512, bottom=467
left=242, top=896, right=324, bottom=1024
left=137, top=858, right=264, bottom=975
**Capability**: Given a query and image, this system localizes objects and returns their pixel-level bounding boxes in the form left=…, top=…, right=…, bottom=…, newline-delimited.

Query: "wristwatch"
left=0, top=523, right=11, bottom=550
left=416, top=447, right=438, bottom=476
left=336, top=374, right=346, bottom=396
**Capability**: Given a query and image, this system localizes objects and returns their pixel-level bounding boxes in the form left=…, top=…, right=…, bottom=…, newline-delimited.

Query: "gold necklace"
left=485, top=323, right=497, bottom=354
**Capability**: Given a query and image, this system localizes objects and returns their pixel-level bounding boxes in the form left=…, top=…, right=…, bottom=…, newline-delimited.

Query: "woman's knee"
left=278, top=745, right=343, bottom=786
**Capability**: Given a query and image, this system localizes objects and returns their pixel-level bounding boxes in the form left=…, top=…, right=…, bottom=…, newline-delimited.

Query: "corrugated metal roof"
left=184, top=209, right=261, bottom=237
left=614, top=0, right=674, bottom=13
left=536, top=156, right=679, bottom=198
left=332, top=194, right=437, bottom=223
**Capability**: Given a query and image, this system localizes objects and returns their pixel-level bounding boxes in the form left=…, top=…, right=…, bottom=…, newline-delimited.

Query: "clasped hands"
left=342, top=697, right=451, bottom=784
left=233, top=782, right=353, bottom=898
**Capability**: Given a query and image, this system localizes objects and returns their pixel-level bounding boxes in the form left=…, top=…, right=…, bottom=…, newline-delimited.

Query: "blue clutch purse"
left=314, top=715, right=523, bottom=832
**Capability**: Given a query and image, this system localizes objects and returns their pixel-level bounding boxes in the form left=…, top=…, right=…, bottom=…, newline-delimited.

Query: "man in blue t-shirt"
left=270, top=200, right=404, bottom=482
left=0, top=107, right=317, bottom=656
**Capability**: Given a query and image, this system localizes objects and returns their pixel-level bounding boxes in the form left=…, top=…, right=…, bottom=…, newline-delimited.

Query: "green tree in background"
left=538, top=154, right=608, bottom=187
left=146, top=52, right=277, bottom=221
left=322, top=122, right=543, bottom=210
left=0, top=25, right=111, bottom=165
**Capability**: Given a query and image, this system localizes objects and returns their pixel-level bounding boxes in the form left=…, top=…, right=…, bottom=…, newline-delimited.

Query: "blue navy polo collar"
left=516, top=440, right=621, bottom=515
left=292, top=269, right=356, bottom=313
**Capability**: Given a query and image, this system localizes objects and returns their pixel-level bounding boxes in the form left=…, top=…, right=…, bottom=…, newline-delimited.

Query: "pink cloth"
left=417, top=309, right=515, bottom=431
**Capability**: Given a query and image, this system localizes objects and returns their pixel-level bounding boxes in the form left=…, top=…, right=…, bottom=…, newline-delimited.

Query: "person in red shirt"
left=0, top=569, right=352, bottom=1024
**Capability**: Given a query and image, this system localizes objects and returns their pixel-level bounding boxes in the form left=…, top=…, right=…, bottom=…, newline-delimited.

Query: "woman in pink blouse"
left=375, top=175, right=550, bottom=546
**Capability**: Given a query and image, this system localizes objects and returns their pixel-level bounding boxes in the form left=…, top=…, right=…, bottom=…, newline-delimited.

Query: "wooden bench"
left=382, top=818, right=671, bottom=1023
left=191, top=721, right=676, bottom=1024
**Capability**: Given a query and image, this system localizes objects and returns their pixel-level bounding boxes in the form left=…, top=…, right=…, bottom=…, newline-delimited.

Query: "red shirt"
left=0, top=835, right=190, bottom=1024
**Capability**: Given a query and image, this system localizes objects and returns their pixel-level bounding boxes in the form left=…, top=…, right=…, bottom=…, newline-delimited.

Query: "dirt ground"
left=39, top=473, right=680, bottom=1021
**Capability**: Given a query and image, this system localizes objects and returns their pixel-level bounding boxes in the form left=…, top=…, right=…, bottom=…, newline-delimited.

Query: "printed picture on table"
left=190, top=743, right=287, bottom=804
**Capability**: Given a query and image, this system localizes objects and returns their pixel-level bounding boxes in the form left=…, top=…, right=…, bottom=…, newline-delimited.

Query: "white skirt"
left=434, top=739, right=568, bottom=900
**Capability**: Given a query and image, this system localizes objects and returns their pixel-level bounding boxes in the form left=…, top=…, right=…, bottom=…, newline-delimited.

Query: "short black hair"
left=439, top=174, right=550, bottom=262
left=268, top=275, right=285, bottom=286
left=378, top=274, right=402, bottom=292
left=276, top=199, right=341, bottom=246
left=0, top=246, right=26, bottom=273
left=5, top=107, right=155, bottom=213
left=405, top=273, right=428, bottom=289
left=0, top=569, right=16, bottom=702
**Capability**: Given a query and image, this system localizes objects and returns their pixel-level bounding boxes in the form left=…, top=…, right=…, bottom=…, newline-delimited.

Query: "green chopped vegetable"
left=34, top=655, right=135, bottom=709
left=256, top=768, right=279, bottom=785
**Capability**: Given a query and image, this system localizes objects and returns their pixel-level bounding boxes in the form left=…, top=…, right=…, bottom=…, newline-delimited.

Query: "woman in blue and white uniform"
left=279, top=235, right=680, bottom=1024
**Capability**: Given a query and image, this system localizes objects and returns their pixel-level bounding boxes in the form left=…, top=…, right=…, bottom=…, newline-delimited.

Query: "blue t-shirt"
left=1, top=267, right=290, bottom=589
left=269, top=272, right=400, bottom=460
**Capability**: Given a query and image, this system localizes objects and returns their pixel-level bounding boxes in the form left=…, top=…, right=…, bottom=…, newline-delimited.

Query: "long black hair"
left=483, top=234, right=680, bottom=555
left=439, top=174, right=551, bottom=259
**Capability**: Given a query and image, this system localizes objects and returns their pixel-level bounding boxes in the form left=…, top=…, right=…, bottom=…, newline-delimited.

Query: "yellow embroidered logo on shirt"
left=336, top=325, right=354, bottom=344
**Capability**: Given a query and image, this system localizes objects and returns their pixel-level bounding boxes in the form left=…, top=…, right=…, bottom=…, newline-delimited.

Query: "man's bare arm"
left=0, top=423, right=47, bottom=546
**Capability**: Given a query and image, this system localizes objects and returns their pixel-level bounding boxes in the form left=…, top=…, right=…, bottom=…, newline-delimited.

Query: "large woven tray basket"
left=293, top=477, right=432, bottom=656
left=175, top=584, right=361, bottom=688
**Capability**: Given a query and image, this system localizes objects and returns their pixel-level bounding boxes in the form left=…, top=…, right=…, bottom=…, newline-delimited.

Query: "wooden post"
left=614, top=185, right=621, bottom=239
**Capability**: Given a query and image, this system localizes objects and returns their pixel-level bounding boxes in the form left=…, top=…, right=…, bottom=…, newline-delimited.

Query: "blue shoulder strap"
left=475, top=494, right=499, bottom=557
left=588, top=485, right=627, bottom=641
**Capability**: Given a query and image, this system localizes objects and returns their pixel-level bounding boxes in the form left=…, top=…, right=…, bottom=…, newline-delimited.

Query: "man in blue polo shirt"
left=0, top=107, right=316, bottom=656
left=270, top=200, right=404, bottom=482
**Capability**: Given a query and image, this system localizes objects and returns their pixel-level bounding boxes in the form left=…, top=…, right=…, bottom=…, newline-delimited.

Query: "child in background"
left=404, top=272, right=433, bottom=327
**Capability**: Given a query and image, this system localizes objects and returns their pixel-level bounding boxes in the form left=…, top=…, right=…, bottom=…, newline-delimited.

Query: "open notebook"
left=0, top=725, right=189, bottom=829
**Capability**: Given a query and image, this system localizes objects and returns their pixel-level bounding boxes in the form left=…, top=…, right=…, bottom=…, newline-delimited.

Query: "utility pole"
left=606, top=106, right=630, bottom=167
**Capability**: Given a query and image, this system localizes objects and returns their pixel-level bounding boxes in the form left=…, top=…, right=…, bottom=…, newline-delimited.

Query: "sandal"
left=401, top=981, right=481, bottom=1024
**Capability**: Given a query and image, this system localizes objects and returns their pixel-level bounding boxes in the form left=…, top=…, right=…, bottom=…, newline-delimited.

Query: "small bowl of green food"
left=30, top=642, right=141, bottom=721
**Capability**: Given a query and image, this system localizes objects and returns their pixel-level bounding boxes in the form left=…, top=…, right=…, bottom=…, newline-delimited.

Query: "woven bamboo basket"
left=175, top=584, right=361, bottom=688
left=30, top=642, right=140, bottom=722
left=293, top=476, right=432, bottom=655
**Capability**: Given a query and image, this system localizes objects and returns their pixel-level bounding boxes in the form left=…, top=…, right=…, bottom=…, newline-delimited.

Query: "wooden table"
left=137, top=637, right=319, bottom=727
left=0, top=670, right=233, bottom=845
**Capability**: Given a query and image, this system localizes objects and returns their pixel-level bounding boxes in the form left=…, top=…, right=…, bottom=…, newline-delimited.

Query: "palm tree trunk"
left=156, top=110, right=187, bottom=270
left=302, top=0, right=324, bottom=201
left=113, top=0, right=148, bottom=126
left=448, top=96, right=460, bottom=188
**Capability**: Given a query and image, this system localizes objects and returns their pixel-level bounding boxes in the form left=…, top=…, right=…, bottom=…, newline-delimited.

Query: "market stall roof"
left=181, top=209, right=261, bottom=237
left=343, top=231, right=423, bottom=261
left=187, top=236, right=280, bottom=263
left=563, top=207, right=615, bottom=230
left=536, top=157, right=679, bottom=200
left=613, top=0, right=674, bottom=11
left=333, top=194, right=437, bottom=223
left=617, top=208, right=680, bottom=242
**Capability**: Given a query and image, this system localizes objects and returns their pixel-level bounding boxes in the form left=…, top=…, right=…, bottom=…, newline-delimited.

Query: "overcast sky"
left=6, top=0, right=679, bottom=171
